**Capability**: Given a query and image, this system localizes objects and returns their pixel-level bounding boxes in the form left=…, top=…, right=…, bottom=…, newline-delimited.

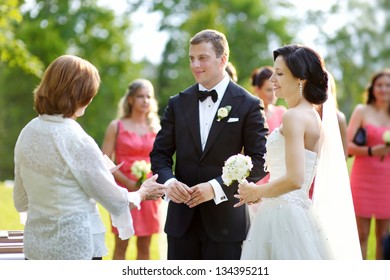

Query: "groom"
left=150, top=29, right=268, bottom=260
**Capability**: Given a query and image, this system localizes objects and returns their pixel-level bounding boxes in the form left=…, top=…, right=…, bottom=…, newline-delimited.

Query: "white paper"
left=103, top=154, right=123, bottom=173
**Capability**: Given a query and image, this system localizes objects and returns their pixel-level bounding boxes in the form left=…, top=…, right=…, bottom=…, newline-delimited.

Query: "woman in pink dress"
left=348, top=69, right=390, bottom=259
left=251, top=66, right=286, bottom=138
left=249, top=66, right=286, bottom=217
left=102, top=79, right=161, bottom=260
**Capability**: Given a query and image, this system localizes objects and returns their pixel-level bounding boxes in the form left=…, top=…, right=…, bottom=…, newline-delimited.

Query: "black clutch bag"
left=353, top=127, right=366, bottom=146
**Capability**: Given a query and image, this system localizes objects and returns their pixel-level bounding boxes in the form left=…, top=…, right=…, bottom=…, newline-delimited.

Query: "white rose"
left=218, top=108, right=228, bottom=118
left=217, top=105, right=232, bottom=121
left=222, top=154, right=253, bottom=186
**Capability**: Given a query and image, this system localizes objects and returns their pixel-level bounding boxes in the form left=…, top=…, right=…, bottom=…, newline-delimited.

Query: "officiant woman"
left=13, top=55, right=166, bottom=260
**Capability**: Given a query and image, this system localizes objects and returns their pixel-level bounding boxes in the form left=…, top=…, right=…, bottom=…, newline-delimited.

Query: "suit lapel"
left=201, top=82, right=245, bottom=160
left=181, top=86, right=202, bottom=155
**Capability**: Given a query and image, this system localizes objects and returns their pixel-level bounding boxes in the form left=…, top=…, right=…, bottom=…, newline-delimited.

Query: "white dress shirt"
left=164, top=75, right=230, bottom=204
left=198, top=74, right=230, bottom=204
left=13, top=114, right=140, bottom=259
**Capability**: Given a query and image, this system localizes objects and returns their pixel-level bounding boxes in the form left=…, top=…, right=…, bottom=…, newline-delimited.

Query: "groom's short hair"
left=190, top=29, right=229, bottom=59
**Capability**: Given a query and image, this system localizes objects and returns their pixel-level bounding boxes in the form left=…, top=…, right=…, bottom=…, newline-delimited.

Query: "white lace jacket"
left=13, top=115, right=140, bottom=259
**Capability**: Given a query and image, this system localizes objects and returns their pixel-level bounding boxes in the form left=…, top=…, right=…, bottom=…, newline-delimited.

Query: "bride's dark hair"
left=273, top=44, right=328, bottom=105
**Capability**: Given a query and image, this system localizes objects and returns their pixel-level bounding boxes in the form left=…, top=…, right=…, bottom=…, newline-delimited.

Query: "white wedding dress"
left=241, top=128, right=333, bottom=260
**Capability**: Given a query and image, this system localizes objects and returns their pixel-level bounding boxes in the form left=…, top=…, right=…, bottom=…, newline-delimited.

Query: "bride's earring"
left=299, top=80, right=303, bottom=98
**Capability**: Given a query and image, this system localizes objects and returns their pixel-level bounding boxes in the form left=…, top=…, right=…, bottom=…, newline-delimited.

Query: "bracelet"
left=368, top=146, right=373, bottom=157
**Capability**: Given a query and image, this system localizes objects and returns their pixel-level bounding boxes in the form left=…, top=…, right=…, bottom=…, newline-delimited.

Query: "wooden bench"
left=0, top=230, right=24, bottom=259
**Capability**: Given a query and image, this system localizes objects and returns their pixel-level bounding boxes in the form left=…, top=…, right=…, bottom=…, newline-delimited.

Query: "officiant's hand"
left=166, top=180, right=193, bottom=204
left=138, top=174, right=167, bottom=201
left=186, top=182, right=214, bottom=208
left=234, top=181, right=261, bottom=207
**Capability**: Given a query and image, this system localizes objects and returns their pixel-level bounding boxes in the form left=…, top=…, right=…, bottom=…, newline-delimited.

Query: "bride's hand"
left=233, top=180, right=261, bottom=207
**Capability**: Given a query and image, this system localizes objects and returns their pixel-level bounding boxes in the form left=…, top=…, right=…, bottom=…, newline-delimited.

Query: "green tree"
left=0, top=0, right=143, bottom=180
left=300, top=0, right=390, bottom=119
left=0, top=0, right=44, bottom=76
left=127, top=0, right=294, bottom=111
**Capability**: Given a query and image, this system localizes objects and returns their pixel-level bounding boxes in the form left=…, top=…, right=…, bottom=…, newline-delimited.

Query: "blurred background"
left=1, top=0, right=389, bottom=181
left=0, top=0, right=389, bottom=259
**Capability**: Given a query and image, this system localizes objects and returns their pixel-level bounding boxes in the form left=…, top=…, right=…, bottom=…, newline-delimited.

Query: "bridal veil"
left=313, top=87, right=362, bottom=260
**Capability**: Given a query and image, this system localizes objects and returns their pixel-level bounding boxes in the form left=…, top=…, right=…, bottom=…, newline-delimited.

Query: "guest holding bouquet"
left=102, top=78, right=162, bottom=260
left=348, top=69, right=390, bottom=259
left=13, top=55, right=166, bottom=260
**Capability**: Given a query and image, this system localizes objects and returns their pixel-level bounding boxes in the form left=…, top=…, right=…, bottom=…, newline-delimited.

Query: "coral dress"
left=241, top=128, right=332, bottom=259
left=350, top=124, right=390, bottom=219
left=112, top=120, right=161, bottom=236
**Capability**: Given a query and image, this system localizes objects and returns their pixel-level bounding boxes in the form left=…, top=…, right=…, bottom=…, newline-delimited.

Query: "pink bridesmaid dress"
left=112, top=120, right=161, bottom=236
left=350, top=124, right=390, bottom=219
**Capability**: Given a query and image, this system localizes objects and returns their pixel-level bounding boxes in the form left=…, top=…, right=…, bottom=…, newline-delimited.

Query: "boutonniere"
left=217, top=105, right=232, bottom=122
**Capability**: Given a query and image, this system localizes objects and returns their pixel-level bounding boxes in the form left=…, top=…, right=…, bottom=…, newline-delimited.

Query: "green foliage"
left=302, top=0, right=390, bottom=120
left=128, top=0, right=293, bottom=112
left=1, top=0, right=387, bottom=182
left=0, top=181, right=24, bottom=230
left=0, top=0, right=44, bottom=77
left=0, top=0, right=145, bottom=180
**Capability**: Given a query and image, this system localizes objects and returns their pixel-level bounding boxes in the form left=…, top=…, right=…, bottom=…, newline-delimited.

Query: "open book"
left=103, top=154, right=124, bottom=173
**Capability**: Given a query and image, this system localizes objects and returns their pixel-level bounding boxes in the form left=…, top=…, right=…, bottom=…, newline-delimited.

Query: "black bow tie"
left=198, top=89, right=218, bottom=102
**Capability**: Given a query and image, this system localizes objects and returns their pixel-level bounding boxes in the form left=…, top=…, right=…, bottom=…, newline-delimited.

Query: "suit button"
left=199, top=162, right=205, bottom=167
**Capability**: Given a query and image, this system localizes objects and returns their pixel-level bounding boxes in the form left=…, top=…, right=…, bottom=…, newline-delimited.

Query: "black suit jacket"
left=150, top=81, right=268, bottom=242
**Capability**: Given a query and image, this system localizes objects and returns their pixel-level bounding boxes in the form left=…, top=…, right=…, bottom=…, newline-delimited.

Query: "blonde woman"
left=102, top=79, right=162, bottom=260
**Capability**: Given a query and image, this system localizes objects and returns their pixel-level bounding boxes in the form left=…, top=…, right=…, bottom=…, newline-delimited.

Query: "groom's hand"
left=186, top=182, right=215, bottom=208
left=167, top=180, right=193, bottom=204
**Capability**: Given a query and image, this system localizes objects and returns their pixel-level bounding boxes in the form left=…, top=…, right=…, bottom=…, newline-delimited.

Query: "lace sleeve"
left=59, top=125, right=139, bottom=239
left=13, top=132, right=28, bottom=213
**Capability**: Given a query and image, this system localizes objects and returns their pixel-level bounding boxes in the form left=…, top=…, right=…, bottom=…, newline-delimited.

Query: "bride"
left=235, top=44, right=361, bottom=260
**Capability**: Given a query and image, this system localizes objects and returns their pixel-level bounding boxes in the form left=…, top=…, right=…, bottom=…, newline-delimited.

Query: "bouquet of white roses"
left=222, top=154, right=253, bottom=186
left=131, top=160, right=151, bottom=187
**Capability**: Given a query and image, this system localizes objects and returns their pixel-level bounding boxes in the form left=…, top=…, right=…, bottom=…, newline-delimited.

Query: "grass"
left=0, top=179, right=375, bottom=260
left=0, top=181, right=167, bottom=260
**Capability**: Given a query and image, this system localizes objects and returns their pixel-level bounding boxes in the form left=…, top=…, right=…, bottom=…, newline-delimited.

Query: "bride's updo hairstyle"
left=273, top=44, right=328, bottom=105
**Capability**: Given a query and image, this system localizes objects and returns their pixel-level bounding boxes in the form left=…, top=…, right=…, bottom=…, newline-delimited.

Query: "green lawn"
left=0, top=179, right=374, bottom=259
left=0, top=181, right=167, bottom=260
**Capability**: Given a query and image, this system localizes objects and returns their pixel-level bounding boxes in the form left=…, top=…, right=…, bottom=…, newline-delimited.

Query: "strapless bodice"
left=264, top=128, right=318, bottom=201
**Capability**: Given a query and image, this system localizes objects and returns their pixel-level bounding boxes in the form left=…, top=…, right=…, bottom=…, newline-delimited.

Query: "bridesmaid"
left=348, top=69, right=390, bottom=259
left=251, top=66, right=286, bottom=137
left=102, top=79, right=162, bottom=260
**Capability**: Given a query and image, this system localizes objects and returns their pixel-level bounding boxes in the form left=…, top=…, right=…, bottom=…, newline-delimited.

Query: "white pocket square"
left=227, top=117, right=239, bottom=123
